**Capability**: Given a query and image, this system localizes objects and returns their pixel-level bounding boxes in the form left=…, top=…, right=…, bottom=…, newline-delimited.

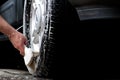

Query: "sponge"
left=24, top=46, right=33, bottom=66
left=24, top=46, right=35, bottom=74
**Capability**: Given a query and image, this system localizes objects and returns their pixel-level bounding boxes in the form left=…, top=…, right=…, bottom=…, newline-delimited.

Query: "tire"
left=23, top=0, right=79, bottom=79
left=23, top=0, right=56, bottom=78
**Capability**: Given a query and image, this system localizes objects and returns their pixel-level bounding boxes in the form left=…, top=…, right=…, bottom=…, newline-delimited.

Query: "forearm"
left=0, top=15, right=17, bottom=38
left=0, top=15, right=27, bottom=55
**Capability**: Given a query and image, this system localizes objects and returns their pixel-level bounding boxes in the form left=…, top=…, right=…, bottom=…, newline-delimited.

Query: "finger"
left=24, top=37, right=28, bottom=45
left=24, top=39, right=28, bottom=45
left=20, top=51, right=25, bottom=56
left=19, top=46, right=25, bottom=56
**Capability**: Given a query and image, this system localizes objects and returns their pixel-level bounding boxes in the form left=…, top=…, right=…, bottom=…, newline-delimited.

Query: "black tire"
left=23, top=0, right=80, bottom=79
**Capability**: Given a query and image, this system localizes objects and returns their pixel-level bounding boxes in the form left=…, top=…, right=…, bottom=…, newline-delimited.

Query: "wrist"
left=7, top=30, right=17, bottom=39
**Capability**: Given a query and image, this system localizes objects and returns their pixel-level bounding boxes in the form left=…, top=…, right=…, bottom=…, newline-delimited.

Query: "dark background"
left=0, top=40, right=27, bottom=71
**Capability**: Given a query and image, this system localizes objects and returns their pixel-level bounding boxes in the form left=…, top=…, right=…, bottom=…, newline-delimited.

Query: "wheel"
left=23, top=0, right=56, bottom=78
left=23, top=0, right=79, bottom=79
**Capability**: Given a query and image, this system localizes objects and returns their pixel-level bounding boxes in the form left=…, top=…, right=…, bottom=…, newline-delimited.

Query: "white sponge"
left=24, top=47, right=33, bottom=65
left=24, top=46, right=35, bottom=74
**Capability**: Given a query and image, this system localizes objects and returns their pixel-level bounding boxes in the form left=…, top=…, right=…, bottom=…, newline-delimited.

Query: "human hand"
left=8, top=31, right=27, bottom=56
